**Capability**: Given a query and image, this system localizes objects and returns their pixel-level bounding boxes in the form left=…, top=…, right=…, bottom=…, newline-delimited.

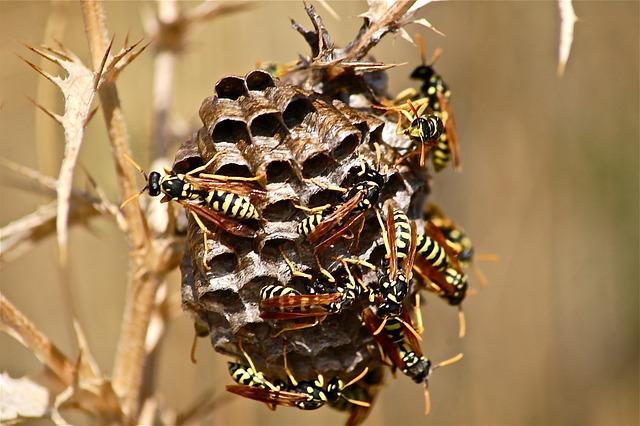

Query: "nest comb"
left=179, top=69, right=430, bottom=381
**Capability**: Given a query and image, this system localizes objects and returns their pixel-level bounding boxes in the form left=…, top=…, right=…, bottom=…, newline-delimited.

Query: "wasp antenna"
left=434, top=353, right=464, bottom=370
left=373, top=316, right=387, bottom=336
left=123, top=153, right=148, bottom=179
left=343, top=367, right=369, bottom=390
left=120, top=186, right=146, bottom=209
left=407, top=99, right=418, bottom=117
left=416, top=33, right=426, bottom=65
left=399, top=318, right=423, bottom=342
left=423, top=385, right=432, bottom=415
left=190, top=333, right=199, bottom=364
left=430, top=47, right=443, bottom=66
left=344, top=396, right=371, bottom=408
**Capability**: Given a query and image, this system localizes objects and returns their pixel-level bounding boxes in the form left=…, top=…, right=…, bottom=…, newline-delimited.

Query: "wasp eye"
left=148, top=171, right=162, bottom=196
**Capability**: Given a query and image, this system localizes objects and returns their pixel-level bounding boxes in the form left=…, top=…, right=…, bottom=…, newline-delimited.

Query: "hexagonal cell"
left=283, top=96, right=315, bottom=128
left=245, top=70, right=276, bottom=91
left=208, top=252, right=239, bottom=277
left=200, top=289, right=245, bottom=314
left=249, top=112, right=287, bottom=138
left=265, top=160, right=295, bottom=184
left=331, top=133, right=359, bottom=161
left=302, top=152, right=332, bottom=178
left=262, top=199, right=297, bottom=222
left=215, top=76, right=248, bottom=100
left=211, top=119, right=251, bottom=144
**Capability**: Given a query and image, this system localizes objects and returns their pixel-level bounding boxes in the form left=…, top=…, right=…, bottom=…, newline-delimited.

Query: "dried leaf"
left=0, top=372, right=52, bottom=423
left=557, top=0, right=577, bottom=76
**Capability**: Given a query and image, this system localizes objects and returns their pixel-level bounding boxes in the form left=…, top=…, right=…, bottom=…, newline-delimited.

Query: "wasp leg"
left=279, top=246, right=312, bottom=280
left=458, top=306, right=466, bottom=338
left=395, top=87, right=419, bottom=103
left=272, top=315, right=327, bottom=337
left=294, top=203, right=332, bottom=214
left=191, top=211, right=213, bottom=270
left=303, top=177, right=348, bottom=193
left=186, top=152, right=223, bottom=176
left=412, top=293, right=425, bottom=336
left=316, top=255, right=335, bottom=283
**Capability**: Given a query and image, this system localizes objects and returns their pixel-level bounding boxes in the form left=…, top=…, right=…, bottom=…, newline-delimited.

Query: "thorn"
left=94, top=36, right=114, bottom=91
left=18, top=55, right=58, bottom=87
left=26, top=96, right=63, bottom=125
left=22, top=43, right=63, bottom=67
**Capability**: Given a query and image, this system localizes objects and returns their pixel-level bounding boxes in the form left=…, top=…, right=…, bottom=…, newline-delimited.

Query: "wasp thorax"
left=148, top=171, right=162, bottom=196
left=416, top=115, right=444, bottom=140
left=161, top=175, right=187, bottom=199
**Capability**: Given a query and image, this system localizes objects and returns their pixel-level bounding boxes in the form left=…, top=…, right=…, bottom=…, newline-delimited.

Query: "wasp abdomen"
left=416, top=233, right=448, bottom=271
left=206, top=190, right=259, bottom=220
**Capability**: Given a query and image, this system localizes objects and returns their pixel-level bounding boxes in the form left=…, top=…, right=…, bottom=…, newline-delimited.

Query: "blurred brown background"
left=1, top=1, right=638, bottom=425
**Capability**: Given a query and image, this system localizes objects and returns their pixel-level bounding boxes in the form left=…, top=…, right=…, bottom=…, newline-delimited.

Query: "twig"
left=341, top=0, right=416, bottom=60
left=80, top=0, right=159, bottom=418
left=0, top=294, right=74, bottom=386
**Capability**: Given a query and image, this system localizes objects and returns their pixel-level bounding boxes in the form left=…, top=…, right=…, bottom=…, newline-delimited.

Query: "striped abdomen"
left=228, top=362, right=272, bottom=389
left=443, top=267, right=468, bottom=305
left=415, top=233, right=448, bottom=271
left=298, top=213, right=324, bottom=237
left=260, top=284, right=300, bottom=302
left=205, top=190, right=258, bottom=220
left=393, top=209, right=412, bottom=261
left=431, top=132, right=451, bottom=172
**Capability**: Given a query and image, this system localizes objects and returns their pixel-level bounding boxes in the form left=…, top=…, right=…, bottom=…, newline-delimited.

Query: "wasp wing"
left=314, top=212, right=365, bottom=254
left=425, top=221, right=463, bottom=273
left=437, top=92, right=461, bottom=171
left=386, top=204, right=398, bottom=280
left=308, top=192, right=364, bottom=244
left=362, top=308, right=404, bottom=370
left=260, top=293, right=343, bottom=311
left=182, top=200, right=257, bottom=238
left=183, top=174, right=266, bottom=202
left=225, top=385, right=307, bottom=409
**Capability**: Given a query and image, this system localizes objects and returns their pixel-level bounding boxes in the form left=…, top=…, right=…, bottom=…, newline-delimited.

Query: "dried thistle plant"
left=0, top=1, right=577, bottom=424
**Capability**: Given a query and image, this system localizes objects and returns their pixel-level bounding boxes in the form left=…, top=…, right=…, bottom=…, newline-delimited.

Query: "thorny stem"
left=80, top=0, right=159, bottom=419
left=342, top=0, right=415, bottom=60
left=0, top=293, right=74, bottom=386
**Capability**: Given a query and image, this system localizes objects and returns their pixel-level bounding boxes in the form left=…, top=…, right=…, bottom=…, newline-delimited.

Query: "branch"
left=0, top=294, right=75, bottom=386
left=80, top=0, right=159, bottom=419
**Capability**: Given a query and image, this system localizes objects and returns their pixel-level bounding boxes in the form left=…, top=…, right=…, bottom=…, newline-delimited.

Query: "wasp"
left=372, top=205, right=417, bottom=321
left=298, top=159, right=385, bottom=254
left=362, top=307, right=463, bottom=415
left=329, top=365, right=386, bottom=426
left=227, top=346, right=371, bottom=411
left=123, top=154, right=265, bottom=266
left=260, top=252, right=375, bottom=334
left=409, top=35, right=460, bottom=171
left=411, top=219, right=469, bottom=337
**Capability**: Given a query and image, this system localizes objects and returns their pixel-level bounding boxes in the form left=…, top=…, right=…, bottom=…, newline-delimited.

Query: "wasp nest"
left=179, top=67, right=429, bottom=380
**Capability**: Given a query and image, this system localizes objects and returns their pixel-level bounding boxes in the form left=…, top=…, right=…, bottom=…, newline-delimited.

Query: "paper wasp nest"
left=179, top=68, right=429, bottom=380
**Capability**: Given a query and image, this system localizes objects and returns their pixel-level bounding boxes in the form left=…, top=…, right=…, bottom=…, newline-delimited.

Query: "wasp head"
left=403, top=356, right=432, bottom=384
left=148, top=171, right=162, bottom=197
left=410, top=65, right=435, bottom=82
left=326, top=377, right=343, bottom=403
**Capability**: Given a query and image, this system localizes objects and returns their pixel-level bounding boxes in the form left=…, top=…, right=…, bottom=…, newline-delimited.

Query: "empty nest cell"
left=215, top=76, right=248, bottom=100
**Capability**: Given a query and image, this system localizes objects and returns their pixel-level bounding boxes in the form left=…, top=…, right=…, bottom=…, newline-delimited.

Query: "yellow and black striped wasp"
left=123, top=154, right=266, bottom=266
left=298, top=159, right=386, bottom=255
left=227, top=344, right=371, bottom=411
left=409, top=34, right=460, bottom=171
left=371, top=204, right=418, bottom=325
left=362, top=306, right=463, bottom=415
left=411, top=217, right=469, bottom=337
left=259, top=252, right=376, bottom=335
left=329, top=364, right=386, bottom=426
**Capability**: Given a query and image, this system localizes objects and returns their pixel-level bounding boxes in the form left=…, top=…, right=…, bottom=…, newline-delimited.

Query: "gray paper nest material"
left=180, top=69, right=430, bottom=380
